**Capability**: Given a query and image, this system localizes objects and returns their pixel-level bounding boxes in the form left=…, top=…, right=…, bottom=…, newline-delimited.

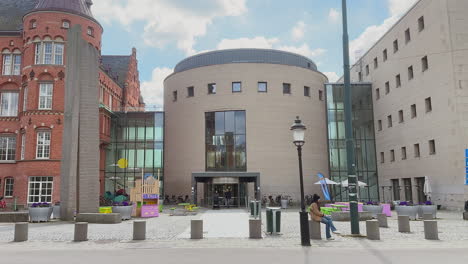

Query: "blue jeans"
left=321, top=216, right=337, bottom=238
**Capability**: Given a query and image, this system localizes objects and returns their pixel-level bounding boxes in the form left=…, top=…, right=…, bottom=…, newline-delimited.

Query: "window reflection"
left=206, top=111, right=246, bottom=171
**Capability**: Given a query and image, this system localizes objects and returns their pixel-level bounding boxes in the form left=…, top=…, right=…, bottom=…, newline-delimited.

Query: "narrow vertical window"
left=258, top=82, right=267, bottom=93
left=380, top=152, right=385, bottom=163
left=414, top=143, right=420, bottom=158
left=358, top=72, right=363, bottom=82
left=108, top=94, right=113, bottom=110
left=208, top=83, right=216, bottom=94
left=36, top=131, right=51, bottom=159
left=0, top=136, right=16, bottom=161
left=374, top=57, right=378, bottom=69
left=393, top=39, right=399, bottom=53
left=383, top=49, right=388, bottom=61
left=408, top=65, right=414, bottom=80
left=20, top=133, right=26, bottom=160
left=172, top=90, right=178, bottom=102
left=2, top=54, right=12, bottom=75
left=4, top=178, right=14, bottom=197
left=35, top=43, right=41, bottom=64
left=39, top=83, right=53, bottom=110
left=54, top=43, right=64, bottom=65
left=425, top=97, right=432, bottom=112
left=378, top=120, right=382, bottom=131
left=365, top=65, right=369, bottom=76
left=429, top=140, right=436, bottom=155
left=396, top=74, right=401, bottom=87
left=421, top=56, right=428, bottom=71
left=232, top=82, right=241, bottom=93
left=43, top=43, right=53, bottom=64
left=376, top=88, right=380, bottom=100
left=387, top=115, right=392, bottom=128
left=283, top=83, right=291, bottom=94
left=401, top=147, right=407, bottom=160
left=318, top=90, right=323, bottom=101
left=411, top=104, right=417, bottom=118
left=23, top=87, right=28, bottom=112
left=390, top=150, right=395, bottom=162
left=304, top=86, right=310, bottom=97
left=399, top=110, right=404, bottom=123
left=385, top=81, right=390, bottom=94
left=418, top=16, right=425, bottom=32
left=405, top=28, right=411, bottom=43
left=187, top=86, right=194, bottom=97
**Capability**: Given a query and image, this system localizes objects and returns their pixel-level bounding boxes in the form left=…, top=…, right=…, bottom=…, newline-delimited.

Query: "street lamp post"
left=291, top=116, right=311, bottom=246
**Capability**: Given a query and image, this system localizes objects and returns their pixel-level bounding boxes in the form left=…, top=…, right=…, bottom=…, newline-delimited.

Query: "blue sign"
left=465, top=149, right=468, bottom=157
left=466, top=168, right=468, bottom=174
left=465, top=158, right=468, bottom=167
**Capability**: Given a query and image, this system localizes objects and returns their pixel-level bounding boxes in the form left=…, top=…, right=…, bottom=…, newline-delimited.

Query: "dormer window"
left=87, top=27, right=94, bottom=36
left=62, top=20, right=70, bottom=29
left=30, top=20, right=37, bottom=29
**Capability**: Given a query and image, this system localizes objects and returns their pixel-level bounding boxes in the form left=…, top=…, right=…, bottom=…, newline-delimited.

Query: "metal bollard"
left=14, top=222, right=28, bottom=242
left=249, top=219, right=262, bottom=239
left=133, top=220, right=146, bottom=240
left=191, top=219, right=203, bottom=239
left=376, top=213, right=388, bottom=228
left=366, top=220, right=380, bottom=240
left=398, top=215, right=410, bottom=233
left=74, top=222, right=88, bottom=242
left=309, top=220, right=321, bottom=240
left=424, top=220, right=438, bottom=240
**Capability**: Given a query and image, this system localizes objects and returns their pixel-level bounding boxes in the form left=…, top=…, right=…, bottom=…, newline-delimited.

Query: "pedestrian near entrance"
left=225, top=189, right=232, bottom=208
left=309, top=194, right=340, bottom=240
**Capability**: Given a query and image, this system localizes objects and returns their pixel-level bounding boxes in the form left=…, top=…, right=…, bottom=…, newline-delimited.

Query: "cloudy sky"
left=93, top=0, right=418, bottom=107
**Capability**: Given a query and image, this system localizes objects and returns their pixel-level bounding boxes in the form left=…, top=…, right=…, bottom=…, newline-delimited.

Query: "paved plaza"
left=0, top=208, right=467, bottom=250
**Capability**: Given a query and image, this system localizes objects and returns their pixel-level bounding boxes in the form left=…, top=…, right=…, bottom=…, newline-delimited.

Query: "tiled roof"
left=0, top=0, right=39, bottom=32
left=101, top=56, right=131, bottom=87
left=33, top=0, right=94, bottom=19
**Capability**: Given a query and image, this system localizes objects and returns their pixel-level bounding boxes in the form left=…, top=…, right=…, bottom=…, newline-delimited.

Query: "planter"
left=395, top=206, right=418, bottom=220
left=29, top=207, right=52, bottom=222
left=52, top=205, right=61, bottom=219
left=418, top=205, right=437, bottom=219
left=362, top=205, right=383, bottom=218
left=281, top=199, right=288, bottom=209
left=112, top=205, right=133, bottom=220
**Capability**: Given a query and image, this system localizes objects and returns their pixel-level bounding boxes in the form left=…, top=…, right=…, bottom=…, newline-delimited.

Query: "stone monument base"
left=76, top=213, right=122, bottom=224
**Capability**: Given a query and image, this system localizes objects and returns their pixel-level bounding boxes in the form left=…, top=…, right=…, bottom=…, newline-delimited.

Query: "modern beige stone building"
left=349, top=0, right=468, bottom=209
left=164, top=49, right=329, bottom=206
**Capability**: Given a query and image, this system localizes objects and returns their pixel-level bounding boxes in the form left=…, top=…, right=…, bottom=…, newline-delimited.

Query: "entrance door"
left=213, top=184, right=239, bottom=208
left=415, top=177, right=426, bottom=203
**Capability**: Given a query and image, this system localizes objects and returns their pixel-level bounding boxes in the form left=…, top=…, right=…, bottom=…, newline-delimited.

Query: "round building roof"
left=174, top=49, right=318, bottom=73
left=27, top=0, right=100, bottom=26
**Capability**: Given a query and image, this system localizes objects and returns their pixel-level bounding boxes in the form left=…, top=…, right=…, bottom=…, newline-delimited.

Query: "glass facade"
left=105, top=112, right=164, bottom=194
left=325, top=83, right=379, bottom=202
left=205, top=111, right=246, bottom=171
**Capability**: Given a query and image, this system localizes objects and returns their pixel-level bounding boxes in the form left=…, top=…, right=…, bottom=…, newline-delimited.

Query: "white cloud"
left=217, top=37, right=279, bottom=49
left=323, top=72, right=339, bottom=82
left=328, top=8, right=340, bottom=23
left=277, top=44, right=326, bottom=58
left=349, top=0, right=418, bottom=63
left=291, top=21, right=306, bottom=41
left=93, top=0, right=248, bottom=55
left=140, top=67, right=173, bottom=107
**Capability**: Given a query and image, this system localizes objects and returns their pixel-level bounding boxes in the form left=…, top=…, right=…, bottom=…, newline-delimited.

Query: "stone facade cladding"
left=348, top=0, right=468, bottom=209
left=0, top=1, right=144, bottom=207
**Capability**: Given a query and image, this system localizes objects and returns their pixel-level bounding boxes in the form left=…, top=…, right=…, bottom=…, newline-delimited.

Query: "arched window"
left=2, top=49, right=21, bottom=76
left=34, top=37, right=64, bottom=65
left=62, top=20, right=70, bottom=29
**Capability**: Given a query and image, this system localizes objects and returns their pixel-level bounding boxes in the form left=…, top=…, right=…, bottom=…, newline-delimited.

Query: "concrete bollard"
left=423, top=214, right=433, bottom=220
left=398, top=215, right=410, bottom=233
left=366, top=220, right=380, bottom=240
left=74, top=222, right=88, bottom=242
left=14, top=222, right=28, bottom=242
left=191, top=219, right=203, bottom=239
left=133, top=220, right=146, bottom=240
left=309, top=220, right=321, bottom=240
left=249, top=219, right=262, bottom=239
left=464, top=212, right=468, bottom=220
left=377, top=213, right=388, bottom=228
left=424, top=220, right=438, bottom=240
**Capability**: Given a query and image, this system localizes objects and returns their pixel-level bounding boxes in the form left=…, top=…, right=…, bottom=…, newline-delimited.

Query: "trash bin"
left=281, top=199, right=288, bottom=209
left=266, top=207, right=281, bottom=234
left=250, top=200, right=260, bottom=218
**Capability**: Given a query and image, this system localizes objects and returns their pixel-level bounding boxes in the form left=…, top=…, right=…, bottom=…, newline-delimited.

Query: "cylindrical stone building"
left=164, top=49, right=329, bottom=207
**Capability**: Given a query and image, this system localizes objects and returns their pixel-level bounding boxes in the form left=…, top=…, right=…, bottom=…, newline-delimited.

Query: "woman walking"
left=309, top=194, right=340, bottom=240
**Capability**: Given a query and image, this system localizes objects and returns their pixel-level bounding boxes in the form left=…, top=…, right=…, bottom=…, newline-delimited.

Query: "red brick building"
left=0, top=0, right=144, bottom=208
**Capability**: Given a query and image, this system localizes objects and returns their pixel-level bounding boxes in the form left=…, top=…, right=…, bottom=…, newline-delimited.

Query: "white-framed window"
left=99, top=86, right=104, bottom=103
left=4, top=178, right=14, bottom=197
left=27, top=176, right=53, bottom=203
left=20, top=133, right=26, bottom=160
left=62, top=20, right=70, bottom=29
left=0, top=136, right=16, bottom=161
left=2, top=53, right=21, bottom=76
left=36, top=131, right=51, bottom=159
left=34, top=42, right=64, bottom=65
left=0, top=92, right=19, bottom=117
left=87, top=27, right=94, bottom=36
left=39, top=83, right=53, bottom=110
left=23, top=87, right=28, bottom=112
left=108, top=94, right=113, bottom=110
